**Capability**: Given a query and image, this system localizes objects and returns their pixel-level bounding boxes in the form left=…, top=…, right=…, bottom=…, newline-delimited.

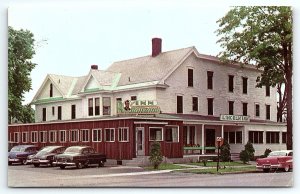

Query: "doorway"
left=206, top=128, right=215, bottom=153
left=136, top=127, right=145, bottom=156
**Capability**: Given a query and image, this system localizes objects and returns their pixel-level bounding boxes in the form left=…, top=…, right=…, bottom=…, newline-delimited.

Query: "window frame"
left=242, top=102, right=248, bottom=116
left=228, top=101, right=234, bottom=115
left=102, top=97, right=111, bottom=116
left=248, top=131, right=263, bottom=144
left=188, top=68, right=194, bottom=87
left=207, top=71, right=214, bottom=90
left=118, top=127, right=129, bottom=142
left=266, top=104, right=271, bottom=120
left=59, top=130, right=67, bottom=143
left=104, top=128, right=115, bottom=142
left=192, top=96, right=198, bottom=112
left=92, top=129, right=102, bottom=142
left=49, top=130, right=57, bottom=143
left=31, top=131, right=38, bottom=143
left=13, top=132, right=20, bottom=143
left=165, top=125, right=179, bottom=143
left=149, top=127, right=163, bottom=141
left=255, top=103, right=260, bottom=117
left=242, top=77, right=248, bottom=94
left=39, top=131, right=47, bottom=143
left=71, top=104, right=76, bottom=119
left=228, top=75, right=234, bottom=92
left=266, top=131, right=280, bottom=144
left=22, top=132, right=29, bottom=143
left=42, top=108, right=46, bottom=121
left=177, top=95, right=183, bottom=114
left=266, top=85, right=270, bottom=97
left=69, top=129, right=79, bottom=142
left=80, top=129, right=90, bottom=142
left=282, top=132, right=287, bottom=144
left=207, top=98, right=214, bottom=115
left=57, top=106, right=62, bottom=120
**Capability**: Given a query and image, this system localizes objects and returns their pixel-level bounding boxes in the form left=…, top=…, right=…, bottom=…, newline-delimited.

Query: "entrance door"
left=206, top=129, right=215, bottom=153
left=136, top=127, right=145, bottom=156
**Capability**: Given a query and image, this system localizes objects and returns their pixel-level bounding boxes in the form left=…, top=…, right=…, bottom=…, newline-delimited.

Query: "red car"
left=256, top=150, right=293, bottom=172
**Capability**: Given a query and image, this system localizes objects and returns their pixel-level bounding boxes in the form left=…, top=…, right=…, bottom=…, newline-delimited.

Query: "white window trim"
left=59, top=130, right=67, bottom=143
left=40, top=131, right=47, bottom=143
left=118, top=127, right=129, bottom=142
left=69, top=129, right=79, bottom=142
left=14, top=132, right=20, bottom=143
left=88, top=97, right=101, bottom=117
left=31, top=131, right=38, bottom=143
left=149, top=127, right=163, bottom=141
left=80, top=129, right=90, bottom=142
left=49, top=130, right=57, bottom=143
left=104, top=128, right=115, bottom=142
left=102, top=96, right=112, bottom=116
left=22, top=132, right=29, bottom=143
left=165, top=125, right=179, bottom=143
left=92, top=129, right=102, bottom=142
left=254, top=103, right=260, bottom=118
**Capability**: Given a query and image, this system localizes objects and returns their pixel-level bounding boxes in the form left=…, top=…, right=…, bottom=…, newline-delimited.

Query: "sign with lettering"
left=220, top=114, right=250, bottom=122
left=117, top=100, right=161, bottom=115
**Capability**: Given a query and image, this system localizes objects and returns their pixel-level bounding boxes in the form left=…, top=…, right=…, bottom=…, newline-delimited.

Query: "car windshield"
left=268, top=151, right=287, bottom=157
left=64, top=147, right=82, bottom=153
left=37, top=147, right=55, bottom=154
left=10, top=146, right=26, bottom=152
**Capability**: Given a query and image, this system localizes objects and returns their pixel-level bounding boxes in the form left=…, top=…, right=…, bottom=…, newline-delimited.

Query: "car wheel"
left=263, top=169, right=270, bottom=173
left=49, top=161, right=53, bottom=167
left=8, top=161, right=12, bottom=166
left=60, top=165, right=66, bottom=169
left=99, top=161, right=104, bottom=167
left=284, top=165, right=290, bottom=172
left=76, top=162, right=83, bottom=169
left=33, top=163, right=40, bottom=167
left=22, top=160, right=27, bottom=165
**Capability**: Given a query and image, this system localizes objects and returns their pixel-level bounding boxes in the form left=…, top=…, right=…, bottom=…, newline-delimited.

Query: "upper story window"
left=131, top=96, right=137, bottom=101
left=207, top=98, right=214, bottom=115
left=58, top=106, right=62, bottom=120
left=42, top=108, right=46, bottom=121
left=192, top=97, right=198, bottom=111
left=50, top=83, right=53, bottom=97
left=177, top=96, right=183, bottom=114
left=242, top=103, right=248, bottom=116
left=88, top=97, right=100, bottom=116
left=95, top=98, right=100, bottom=115
left=228, top=101, right=234, bottom=115
left=266, top=105, right=271, bottom=120
left=255, top=104, right=260, bottom=117
left=103, top=97, right=111, bottom=115
left=266, top=85, right=270, bottom=97
left=207, top=71, right=214, bottom=90
left=71, top=105, right=76, bottom=119
left=188, top=69, right=193, bottom=87
left=228, top=75, right=234, bottom=92
left=242, top=77, right=248, bottom=94
left=52, top=107, right=55, bottom=116
left=88, top=98, right=93, bottom=116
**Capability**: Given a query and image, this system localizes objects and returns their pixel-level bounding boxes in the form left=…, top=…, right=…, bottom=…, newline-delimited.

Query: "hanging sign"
left=220, top=114, right=250, bottom=122
left=117, top=100, right=161, bottom=115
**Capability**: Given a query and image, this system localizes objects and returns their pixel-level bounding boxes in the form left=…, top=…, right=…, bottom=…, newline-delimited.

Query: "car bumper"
left=32, top=159, right=51, bottom=164
left=256, top=164, right=281, bottom=169
left=53, top=161, right=76, bottom=166
left=8, top=158, right=20, bottom=162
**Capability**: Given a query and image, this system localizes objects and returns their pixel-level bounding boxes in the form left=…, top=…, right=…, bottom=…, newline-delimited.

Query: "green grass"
left=178, top=166, right=256, bottom=174
left=144, top=163, right=190, bottom=171
left=188, top=161, right=250, bottom=167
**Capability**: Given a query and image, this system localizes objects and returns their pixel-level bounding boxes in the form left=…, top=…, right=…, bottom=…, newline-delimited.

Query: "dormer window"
left=50, top=83, right=53, bottom=97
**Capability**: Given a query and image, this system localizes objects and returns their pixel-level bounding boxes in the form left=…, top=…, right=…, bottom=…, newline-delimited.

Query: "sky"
left=7, top=2, right=234, bottom=105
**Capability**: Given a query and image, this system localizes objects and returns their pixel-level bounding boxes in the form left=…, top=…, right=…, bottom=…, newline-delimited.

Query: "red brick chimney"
left=91, top=65, right=98, bottom=70
left=152, top=38, right=162, bottom=57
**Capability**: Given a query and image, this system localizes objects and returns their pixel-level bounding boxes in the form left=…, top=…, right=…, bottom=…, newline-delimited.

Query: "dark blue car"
left=8, top=145, right=39, bottom=165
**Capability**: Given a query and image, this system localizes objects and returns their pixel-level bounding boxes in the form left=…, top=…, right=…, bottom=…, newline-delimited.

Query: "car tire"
left=33, top=163, right=40, bottom=167
left=76, top=162, right=83, bottom=169
left=22, top=160, right=27, bottom=165
left=263, top=169, right=270, bottom=173
left=99, top=161, right=104, bottom=167
left=60, top=165, right=66, bottom=169
left=8, top=161, right=12, bottom=166
left=284, top=165, right=290, bottom=172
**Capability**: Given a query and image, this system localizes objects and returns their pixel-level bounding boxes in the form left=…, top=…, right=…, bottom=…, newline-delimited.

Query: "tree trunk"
left=286, top=68, right=293, bottom=150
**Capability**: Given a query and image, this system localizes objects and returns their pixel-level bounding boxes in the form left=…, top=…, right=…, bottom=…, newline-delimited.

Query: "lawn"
left=188, top=161, right=250, bottom=167
left=178, top=166, right=256, bottom=174
left=144, top=163, right=190, bottom=171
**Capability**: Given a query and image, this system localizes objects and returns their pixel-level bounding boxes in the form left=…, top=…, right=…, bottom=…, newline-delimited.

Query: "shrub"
left=220, top=140, right=231, bottom=162
left=149, top=141, right=163, bottom=169
left=263, top=148, right=272, bottom=158
left=239, top=150, right=250, bottom=164
left=244, top=141, right=255, bottom=160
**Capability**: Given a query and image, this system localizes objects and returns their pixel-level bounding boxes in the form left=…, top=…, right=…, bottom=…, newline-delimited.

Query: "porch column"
left=201, top=124, right=205, bottom=155
left=221, top=125, right=224, bottom=138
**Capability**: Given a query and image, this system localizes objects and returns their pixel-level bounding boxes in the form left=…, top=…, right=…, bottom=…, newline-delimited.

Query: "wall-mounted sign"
left=220, top=114, right=250, bottom=122
left=117, top=100, right=161, bottom=115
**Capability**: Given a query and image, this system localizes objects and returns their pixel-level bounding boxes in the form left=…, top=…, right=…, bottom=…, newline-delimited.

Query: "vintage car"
left=256, top=150, right=293, bottom=172
left=53, top=146, right=106, bottom=169
left=8, top=145, right=39, bottom=165
left=32, top=146, right=66, bottom=167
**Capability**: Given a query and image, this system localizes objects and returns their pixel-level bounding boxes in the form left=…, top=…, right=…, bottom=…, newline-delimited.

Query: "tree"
left=239, top=150, right=250, bottom=164
left=220, top=140, right=231, bottom=162
left=216, top=7, right=292, bottom=150
left=8, top=26, right=36, bottom=124
left=244, top=141, right=255, bottom=160
left=149, top=141, right=163, bottom=169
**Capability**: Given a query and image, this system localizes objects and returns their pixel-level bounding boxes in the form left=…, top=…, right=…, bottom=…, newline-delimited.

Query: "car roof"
left=12, top=145, right=37, bottom=148
left=66, top=146, right=91, bottom=149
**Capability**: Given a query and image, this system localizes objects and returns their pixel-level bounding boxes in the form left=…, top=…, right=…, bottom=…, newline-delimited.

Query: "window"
left=266, top=105, right=271, bottom=120
left=225, top=131, right=242, bottom=144
left=42, top=108, right=46, bottom=121
left=255, top=104, right=260, bottom=117
left=31, top=131, right=38, bottom=143
left=188, top=69, right=193, bottom=87
left=105, top=128, right=115, bottom=142
left=49, top=130, right=57, bottom=143
left=40, top=131, right=47, bottom=143
left=236, top=131, right=242, bottom=143
left=118, top=127, right=129, bottom=142
left=92, top=129, right=102, bottom=142
left=282, top=132, right=287, bottom=144
left=229, top=75, right=234, bottom=92
left=59, top=130, right=67, bottom=142
left=50, top=83, right=53, bottom=97
left=71, top=105, right=76, bottom=119
left=207, top=98, right=214, bottom=115
left=52, top=107, right=55, bottom=116
left=80, top=129, right=90, bottom=142
left=22, top=132, right=28, bottom=143
left=266, top=85, right=270, bottom=96
left=192, top=97, right=198, bottom=111
left=242, top=77, right=248, bottom=94
left=189, top=126, right=195, bottom=145
left=228, top=101, right=234, bottom=115
left=88, top=98, right=93, bottom=116
left=149, top=127, right=163, bottom=141
left=131, top=96, right=137, bottom=101
left=116, top=98, right=122, bottom=102
left=266, top=132, right=279, bottom=144
left=165, top=126, right=179, bottom=142
left=207, top=71, right=213, bottom=89
left=103, top=97, right=111, bottom=115
left=177, top=96, right=183, bottom=113
left=58, top=106, right=62, bottom=120
left=183, top=126, right=187, bottom=145
left=14, top=132, right=20, bottom=143
left=70, top=130, right=79, bottom=142
left=248, top=131, right=263, bottom=144
left=243, top=103, right=248, bottom=116
left=95, top=97, right=100, bottom=116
